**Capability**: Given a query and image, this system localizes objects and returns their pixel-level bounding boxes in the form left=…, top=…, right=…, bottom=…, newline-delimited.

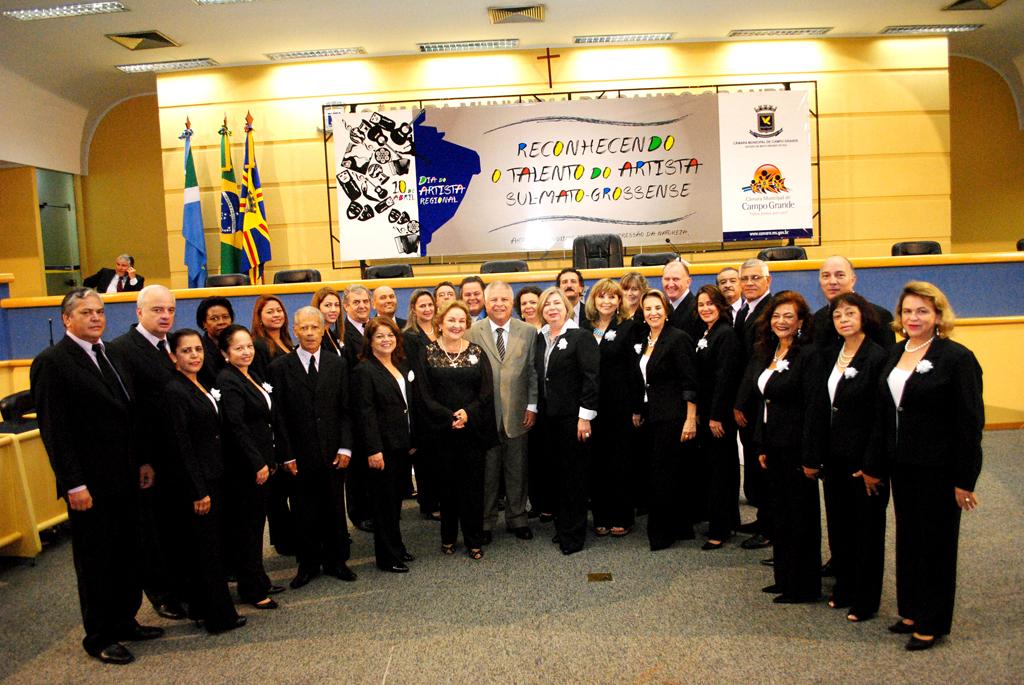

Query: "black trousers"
left=699, top=422, right=740, bottom=540
left=646, top=417, right=692, bottom=548
left=438, top=432, right=485, bottom=549
left=293, top=465, right=350, bottom=574
left=546, top=415, right=589, bottom=553
left=265, top=467, right=297, bottom=555
left=740, top=422, right=772, bottom=534
left=414, top=445, right=441, bottom=516
left=346, top=457, right=373, bottom=525
left=368, top=450, right=407, bottom=568
left=139, top=482, right=187, bottom=608
left=768, top=453, right=821, bottom=600
left=823, top=469, right=888, bottom=616
left=182, top=479, right=238, bottom=629
left=892, top=466, right=962, bottom=636
left=590, top=413, right=635, bottom=530
left=68, top=492, right=143, bottom=655
left=528, top=417, right=555, bottom=515
left=225, top=470, right=271, bottom=603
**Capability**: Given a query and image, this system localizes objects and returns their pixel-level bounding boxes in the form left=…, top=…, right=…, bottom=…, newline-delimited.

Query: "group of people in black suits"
left=30, top=253, right=983, bottom=664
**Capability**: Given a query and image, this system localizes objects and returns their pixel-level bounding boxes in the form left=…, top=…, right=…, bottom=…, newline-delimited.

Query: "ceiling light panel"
left=728, top=27, right=833, bottom=37
left=880, top=24, right=983, bottom=34
left=116, top=58, right=217, bottom=73
left=193, top=0, right=252, bottom=5
left=574, top=33, right=673, bottom=44
left=417, top=39, right=519, bottom=53
left=266, top=47, right=366, bottom=61
left=2, top=1, right=126, bottom=20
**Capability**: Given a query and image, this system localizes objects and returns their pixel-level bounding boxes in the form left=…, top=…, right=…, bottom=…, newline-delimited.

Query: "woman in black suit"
left=804, top=292, right=888, bottom=622
left=216, top=324, right=282, bottom=609
left=739, top=290, right=819, bottom=603
left=417, top=300, right=496, bottom=559
left=631, top=290, right=698, bottom=551
left=312, top=287, right=347, bottom=361
left=534, top=286, right=599, bottom=555
left=165, top=329, right=246, bottom=634
left=403, top=288, right=441, bottom=521
left=863, top=281, right=983, bottom=651
left=620, top=271, right=649, bottom=325
left=693, top=285, right=741, bottom=550
left=352, top=317, right=417, bottom=573
left=585, top=278, right=637, bottom=537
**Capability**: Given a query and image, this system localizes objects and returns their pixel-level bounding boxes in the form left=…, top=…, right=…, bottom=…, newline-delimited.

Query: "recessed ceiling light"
left=728, top=27, right=833, bottom=37
left=266, top=47, right=366, bottom=61
left=116, top=58, right=217, bottom=73
left=880, top=24, right=982, bottom=34
left=2, top=1, right=126, bottom=20
left=574, top=33, right=673, bottom=44
left=417, top=39, right=519, bottom=53
left=193, top=0, right=252, bottom=5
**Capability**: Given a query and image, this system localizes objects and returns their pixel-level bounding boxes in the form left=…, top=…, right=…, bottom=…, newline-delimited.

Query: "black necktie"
left=117, top=277, right=125, bottom=292
left=737, top=301, right=750, bottom=327
left=495, top=327, right=506, bottom=361
left=156, top=339, right=173, bottom=364
left=307, top=354, right=318, bottom=382
left=92, top=344, right=129, bottom=401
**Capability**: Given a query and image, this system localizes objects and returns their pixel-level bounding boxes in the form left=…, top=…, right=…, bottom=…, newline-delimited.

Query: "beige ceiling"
left=1, top=0, right=1022, bottom=130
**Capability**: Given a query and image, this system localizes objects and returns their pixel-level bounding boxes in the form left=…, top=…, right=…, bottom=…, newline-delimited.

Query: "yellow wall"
left=949, top=56, right=1024, bottom=253
left=953, top=318, right=1024, bottom=428
left=155, top=37, right=953, bottom=289
left=0, top=167, right=46, bottom=297
left=82, top=95, right=170, bottom=285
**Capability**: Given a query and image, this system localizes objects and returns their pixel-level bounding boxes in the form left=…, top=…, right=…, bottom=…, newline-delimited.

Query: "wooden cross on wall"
left=537, top=47, right=560, bottom=89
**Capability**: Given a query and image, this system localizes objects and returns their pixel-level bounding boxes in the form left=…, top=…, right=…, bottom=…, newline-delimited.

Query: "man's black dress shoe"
left=205, top=616, right=247, bottom=635
left=905, top=635, right=937, bottom=651
left=266, top=585, right=285, bottom=595
left=512, top=527, right=533, bottom=540
left=289, top=570, right=318, bottom=589
left=355, top=519, right=375, bottom=532
left=762, top=584, right=782, bottom=594
left=551, top=534, right=561, bottom=544
left=119, top=624, right=164, bottom=641
left=93, top=643, right=134, bottom=665
left=561, top=546, right=582, bottom=556
left=326, top=564, right=358, bottom=581
left=888, top=620, right=916, bottom=634
left=154, top=602, right=187, bottom=620
left=481, top=531, right=493, bottom=545
left=677, top=530, right=696, bottom=541
left=379, top=562, right=409, bottom=573
left=538, top=513, right=555, bottom=523
left=400, top=551, right=416, bottom=562
left=760, top=557, right=775, bottom=566
left=251, top=598, right=278, bottom=610
left=741, top=534, right=772, bottom=549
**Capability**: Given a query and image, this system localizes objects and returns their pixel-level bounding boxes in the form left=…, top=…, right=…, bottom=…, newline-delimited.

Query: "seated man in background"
left=83, top=254, right=144, bottom=293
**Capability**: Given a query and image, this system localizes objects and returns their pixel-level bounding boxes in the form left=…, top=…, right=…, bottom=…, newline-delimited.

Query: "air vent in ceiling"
left=107, top=30, right=179, bottom=51
left=944, top=0, right=1006, bottom=9
left=488, top=5, right=544, bottom=24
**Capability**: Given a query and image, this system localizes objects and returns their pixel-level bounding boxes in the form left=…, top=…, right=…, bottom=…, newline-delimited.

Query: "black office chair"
left=0, top=390, right=36, bottom=434
left=757, top=246, right=808, bottom=261
left=273, top=269, right=321, bottom=284
left=481, top=260, right=529, bottom=274
left=572, top=234, right=624, bottom=269
left=206, top=274, right=249, bottom=287
left=630, top=252, right=678, bottom=267
left=891, top=241, right=942, bottom=256
left=1016, top=238, right=1023, bottom=251
left=365, top=264, right=414, bottom=279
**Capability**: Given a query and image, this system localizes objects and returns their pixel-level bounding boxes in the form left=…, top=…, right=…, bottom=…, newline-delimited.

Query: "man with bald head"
left=662, top=259, right=702, bottom=338
left=372, top=285, right=406, bottom=328
left=812, top=256, right=895, bottom=350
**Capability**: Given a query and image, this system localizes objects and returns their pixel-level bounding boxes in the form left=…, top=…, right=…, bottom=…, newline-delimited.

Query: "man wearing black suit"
left=372, top=285, right=407, bottom=329
left=31, top=288, right=163, bottom=665
left=109, top=285, right=187, bottom=621
left=662, top=259, right=703, bottom=339
left=82, top=254, right=144, bottom=293
left=812, top=256, right=896, bottom=350
left=270, top=307, right=358, bottom=589
left=732, top=258, right=775, bottom=549
left=341, top=284, right=374, bottom=531
left=460, top=275, right=487, bottom=320
left=557, top=267, right=594, bottom=331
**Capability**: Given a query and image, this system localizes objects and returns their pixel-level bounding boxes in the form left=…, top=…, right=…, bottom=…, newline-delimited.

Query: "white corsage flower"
left=604, top=330, right=617, bottom=342
left=210, top=388, right=221, bottom=401
left=775, top=359, right=790, bottom=372
left=696, top=337, right=708, bottom=351
left=407, top=370, right=416, bottom=382
left=261, top=382, right=273, bottom=393
left=843, top=367, right=858, bottom=379
left=557, top=338, right=568, bottom=350
left=915, top=360, right=933, bottom=374
left=468, top=354, right=479, bottom=365
left=634, top=343, right=642, bottom=354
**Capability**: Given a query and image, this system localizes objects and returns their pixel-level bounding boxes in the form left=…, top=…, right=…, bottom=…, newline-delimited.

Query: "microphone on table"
left=48, top=318, right=54, bottom=346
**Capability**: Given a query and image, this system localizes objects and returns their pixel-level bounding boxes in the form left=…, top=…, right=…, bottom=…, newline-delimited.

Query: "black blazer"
left=812, top=301, right=896, bottom=351
left=667, top=291, right=704, bottom=339
left=199, top=333, right=226, bottom=389
left=109, top=325, right=175, bottom=466
left=734, top=293, right=773, bottom=358
left=83, top=267, right=144, bottom=292
left=216, top=365, right=274, bottom=474
left=269, top=349, right=354, bottom=472
left=694, top=319, right=741, bottom=425
left=864, top=337, right=984, bottom=491
left=631, top=326, right=698, bottom=423
left=352, top=356, right=415, bottom=457
left=165, top=373, right=225, bottom=501
left=30, top=336, right=137, bottom=498
left=803, top=339, right=887, bottom=474
left=252, top=336, right=291, bottom=380
left=594, top=318, right=637, bottom=418
left=741, top=344, right=816, bottom=458
left=534, top=327, right=599, bottom=419
left=343, top=319, right=366, bottom=363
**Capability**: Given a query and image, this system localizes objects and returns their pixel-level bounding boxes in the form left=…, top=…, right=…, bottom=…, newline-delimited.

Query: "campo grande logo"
left=744, top=164, right=790, bottom=194
left=749, top=105, right=783, bottom=139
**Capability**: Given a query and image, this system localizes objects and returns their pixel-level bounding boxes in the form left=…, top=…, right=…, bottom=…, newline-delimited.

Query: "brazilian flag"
left=219, top=120, right=243, bottom=275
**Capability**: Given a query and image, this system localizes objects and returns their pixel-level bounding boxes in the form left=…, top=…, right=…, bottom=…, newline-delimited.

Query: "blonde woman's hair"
left=432, top=299, right=472, bottom=335
left=538, top=286, right=573, bottom=320
left=893, top=280, right=956, bottom=338
left=585, top=278, right=628, bottom=325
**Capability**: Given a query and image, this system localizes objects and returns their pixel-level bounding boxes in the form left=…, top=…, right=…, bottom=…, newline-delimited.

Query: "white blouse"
left=887, top=367, right=913, bottom=409
left=757, top=368, right=774, bottom=423
left=639, top=354, right=651, bottom=403
left=827, top=364, right=843, bottom=404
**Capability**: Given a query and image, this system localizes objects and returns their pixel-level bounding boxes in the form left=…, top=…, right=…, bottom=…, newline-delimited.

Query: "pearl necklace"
left=837, top=345, right=855, bottom=370
left=440, top=339, right=465, bottom=367
left=905, top=335, right=935, bottom=354
left=773, top=344, right=788, bottom=363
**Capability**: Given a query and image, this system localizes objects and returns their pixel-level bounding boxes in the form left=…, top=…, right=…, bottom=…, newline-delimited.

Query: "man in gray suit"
left=468, top=281, right=538, bottom=542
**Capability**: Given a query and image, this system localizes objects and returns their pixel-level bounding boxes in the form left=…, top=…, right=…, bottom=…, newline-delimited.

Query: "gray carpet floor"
left=2, top=430, right=1022, bottom=684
